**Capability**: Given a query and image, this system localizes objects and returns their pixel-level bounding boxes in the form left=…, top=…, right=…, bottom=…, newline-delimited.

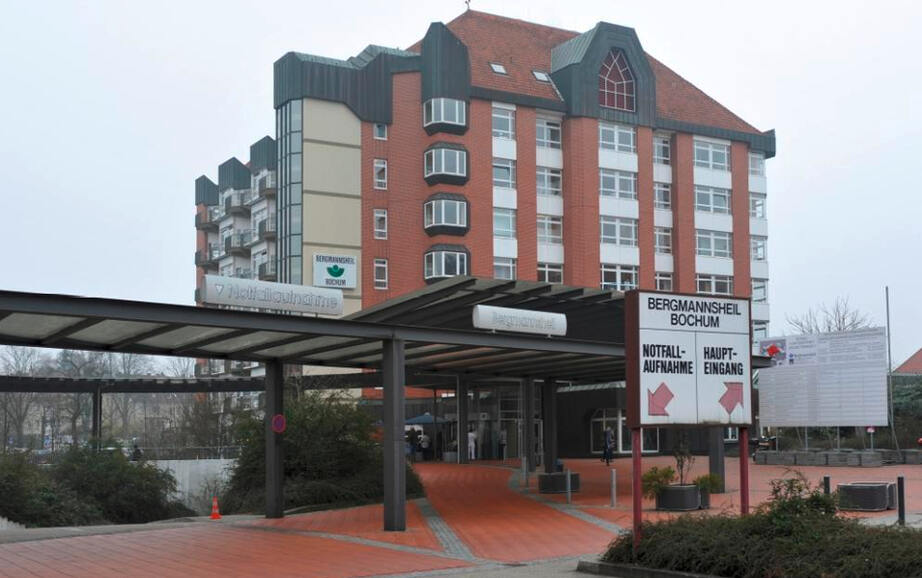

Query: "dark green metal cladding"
left=249, top=136, right=277, bottom=172
left=194, top=175, right=218, bottom=206
left=218, top=157, right=251, bottom=191
left=550, top=23, right=656, bottom=127
left=273, top=46, right=419, bottom=123
left=420, top=23, right=470, bottom=102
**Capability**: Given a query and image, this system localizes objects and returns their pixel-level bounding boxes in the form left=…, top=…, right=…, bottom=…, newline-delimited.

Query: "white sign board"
left=757, top=327, right=888, bottom=427
left=472, top=305, right=567, bottom=336
left=628, top=292, right=752, bottom=427
left=201, top=275, right=343, bottom=316
left=312, top=254, right=357, bottom=289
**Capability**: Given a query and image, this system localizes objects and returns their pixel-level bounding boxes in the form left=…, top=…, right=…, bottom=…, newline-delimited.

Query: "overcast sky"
left=0, top=0, right=919, bottom=366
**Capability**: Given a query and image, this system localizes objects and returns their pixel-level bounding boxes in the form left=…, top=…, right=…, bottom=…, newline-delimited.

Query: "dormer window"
left=490, top=62, right=507, bottom=75
left=599, top=49, right=635, bottom=112
left=533, top=70, right=551, bottom=82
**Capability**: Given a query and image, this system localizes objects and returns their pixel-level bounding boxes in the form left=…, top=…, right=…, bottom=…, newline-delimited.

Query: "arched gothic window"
left=598, top=49, right=635, bottom=112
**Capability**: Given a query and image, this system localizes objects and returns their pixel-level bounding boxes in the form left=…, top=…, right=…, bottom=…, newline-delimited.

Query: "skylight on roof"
left=533, top=70, right=551, bottom=82
left=489, top=62, right=507, bottom=75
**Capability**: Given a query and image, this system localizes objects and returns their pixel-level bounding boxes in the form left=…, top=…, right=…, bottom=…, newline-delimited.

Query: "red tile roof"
left=410, top=10, right=762, bottom=135
left=894, top=348, right=922, bottom=375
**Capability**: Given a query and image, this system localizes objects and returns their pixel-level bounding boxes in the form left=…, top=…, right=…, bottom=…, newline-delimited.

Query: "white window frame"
left=493, top=208, right=516, bottom=239
left=600, top=216, right=638, bottom=247
left=751, top=236, right=768, bottom=261
left=373, top=209, right=387, bottom=239
left=537, top=215, right=563, bottom=244
left=490, top=62, right=507, bottom=75
left=374, top=259, right=388, bottom=289
left=537, top=263, right=563, bottom=284
left=536, top=118, right=561, bottom=149
left=424, top=199, right=467, bottom=228
left=695, top=185, right=731, bottom=214
left=724, top=427, right=739, bottom=442
left=424, top=148, right=467, bottom=178
left=494, top=257, right=517, bottom=280
left=600, top=169, right=637, bottom=199
left=373, top=123, right=387, bottom=140
left=536, top=167, right=562, bottom=197
left=373, top=158, right=388, bottom=190
left=752, top=278, right=768, bottom=303
left=655, top=272, right=673, bottom=292
left=599, top=123, right=636, bottom=153
left=654, top=182, right=671, bottom=210
left=601, top=264, right=638, bottom=291
left=753, top=320, right=769, bottom=341
left=533, top=70, right=551, bottom=82
left=423, top=98, right=466, bottom=127
left=750, top=192, right=766, bottom=219
left=492, top=107, right=515, bottom=139
left=493, top=158, right=517, bottom=189
left=424, top=251, right=468, bottom=280
left=654, top=227, right=672, bottom=254
left=749, top=152, right=765, bottom=176
left=696, top=229, right=733, bottom=258
left=694, top=140, right=731, bottom=171
left=697, top=274, right=734, bottom=296
left=653, top=134, right=671, bottom=165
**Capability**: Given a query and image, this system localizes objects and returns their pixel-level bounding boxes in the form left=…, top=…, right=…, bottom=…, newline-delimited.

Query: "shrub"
left=693, top=473, right=722, bottom=494
left=641, top=466, right=675, bottom=499
left=222, top=391, right=424, bottom=514
left=603, top=472, right=921, bottom=578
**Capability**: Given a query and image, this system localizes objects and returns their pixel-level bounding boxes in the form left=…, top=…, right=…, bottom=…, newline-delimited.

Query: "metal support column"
left=542, top=378, right=558, bottom=474
left=382, top=339, right=406, bottom=531
left=265, top=360, right=284, bottom=519
left=524, top=378, right=535, bottom=472
left=457, top=378, right=469, bottom=464
left=91, top=387, right=102, bottom=445
left=708, top=427, right=726, bottom=493
left=740, top=426, right=750, bottom=515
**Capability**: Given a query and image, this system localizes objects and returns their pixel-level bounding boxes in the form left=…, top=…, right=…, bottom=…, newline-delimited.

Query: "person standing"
left=419, top=432, right=430, bottom=461
left=603, top=426, right=614, bottom=466
left=498, top=428, right=507, bottom=462
left=467, top=426, right=477, bottom=461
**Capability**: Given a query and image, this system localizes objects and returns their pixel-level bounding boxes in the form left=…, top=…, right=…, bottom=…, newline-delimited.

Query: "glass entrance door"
left=591, top=408, right=659, bottom=454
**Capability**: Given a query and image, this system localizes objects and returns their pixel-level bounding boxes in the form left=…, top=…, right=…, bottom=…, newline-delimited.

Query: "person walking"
left=467, top=426, right=477, bottom=461
left=603, top=426, right=614, bottom=466
left=498, top=428, right=507, bottom=462
left=419, top=432, right=431, bottom=461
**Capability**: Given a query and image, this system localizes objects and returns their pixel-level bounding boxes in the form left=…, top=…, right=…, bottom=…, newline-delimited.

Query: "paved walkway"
left=0, top=458, right=918, bottom=576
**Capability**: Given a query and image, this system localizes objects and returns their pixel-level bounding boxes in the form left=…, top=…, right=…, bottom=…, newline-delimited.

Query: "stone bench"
left=838, top=482, right=895, bottom=511
left=538, top=471, right=580, bottom=494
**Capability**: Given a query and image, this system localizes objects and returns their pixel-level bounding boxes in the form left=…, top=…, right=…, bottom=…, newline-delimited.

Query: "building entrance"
left=590, top=408, right=659, bottom=455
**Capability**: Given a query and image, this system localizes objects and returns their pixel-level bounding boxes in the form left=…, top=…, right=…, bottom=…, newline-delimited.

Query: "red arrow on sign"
left=647, top=382, right=674, bottom=416
left=719, top=382, right=743, bottom=414
left=765, top=343, right=781, bottom=357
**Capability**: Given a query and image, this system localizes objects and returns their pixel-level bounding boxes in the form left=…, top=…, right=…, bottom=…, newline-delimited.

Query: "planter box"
left=795, top=452, right=827, bottom=466
left=699, top=491, right=710, bottom=510
left=538, top=472, right=581, bottom=494
left=442, top=451, right=458, bottom=463
left=904, top=450, right=922, bottom=465
left=826, top=452, right=851, bottom=467
left=838, top=482, right=895, bottom=511
left=754, top=451, right=768, bottom=465
left=846, top=453, right=862, bottom=467
left=656, top=485, right=701, bottom=511
left=858, top=451, right=883, bottom=467
left=880, top=449, right=903, bottom=464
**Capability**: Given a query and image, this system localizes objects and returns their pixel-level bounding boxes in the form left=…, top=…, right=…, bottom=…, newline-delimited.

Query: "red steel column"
left=740, top=426, right=750, bottom=515
left=632, top=427, right=642, bottom=550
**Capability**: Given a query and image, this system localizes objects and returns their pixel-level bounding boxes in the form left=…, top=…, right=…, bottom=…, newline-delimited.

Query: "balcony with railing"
left=257, top=216, right=277, bottom=241
left=195, top=359, right=227, bottom=377
left=225, top=230, right=253, bottom=257
left=195, top=206, right=224, bottom=231
left=230, top=267, right=252, bottom=279
left=258, top=260, right=277, bottom=281
left=257, top=172, right=277, bottom=198
left=224, top=190, right=254, bottom=216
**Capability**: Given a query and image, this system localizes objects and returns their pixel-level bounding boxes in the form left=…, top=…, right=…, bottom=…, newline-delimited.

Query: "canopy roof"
left=0, top=277, right=626, bottom=384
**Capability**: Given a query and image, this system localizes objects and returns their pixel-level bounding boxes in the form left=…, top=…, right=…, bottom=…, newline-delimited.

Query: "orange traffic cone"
left=210, top=496, right=222, bottom=520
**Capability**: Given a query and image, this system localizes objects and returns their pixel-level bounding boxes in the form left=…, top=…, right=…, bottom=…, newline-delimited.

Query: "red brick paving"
left=0, top=525, right=468, bottom=578
left=413, top=462, right=614, bottom=563
left=246, top=501, right=443, bottom=551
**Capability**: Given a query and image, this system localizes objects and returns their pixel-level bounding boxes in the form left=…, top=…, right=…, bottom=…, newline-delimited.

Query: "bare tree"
left=55, top=350, right=108, bottom=444
left=106, top=353, right=156, bottom=437
left=786, top=297, right=872, bottom=335
left=1, top=347, right=52, bottom=448
left=163, top=356, right=195, bottom=378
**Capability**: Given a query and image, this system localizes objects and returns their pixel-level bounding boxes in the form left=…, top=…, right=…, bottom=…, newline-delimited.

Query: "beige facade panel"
left=302, top=142, right=361, bottom=196
left=302, top=195, right=361, bottom=246
left=302, top=99, right=361, bottom=146
left=302, top=243, right=362, bottom=298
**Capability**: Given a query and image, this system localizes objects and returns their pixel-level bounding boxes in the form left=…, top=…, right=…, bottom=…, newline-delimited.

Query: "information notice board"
left=757, top=327, right=888, bottom=427
left=626, top=291, right=753, bottom=428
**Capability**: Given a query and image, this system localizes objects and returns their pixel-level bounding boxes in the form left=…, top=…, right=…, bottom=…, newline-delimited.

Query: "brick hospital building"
left=193, top=10, right=774, bottom=455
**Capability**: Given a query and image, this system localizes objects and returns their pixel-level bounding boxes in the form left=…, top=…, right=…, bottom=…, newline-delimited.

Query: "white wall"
left=152, top=458, right=235, bottom=511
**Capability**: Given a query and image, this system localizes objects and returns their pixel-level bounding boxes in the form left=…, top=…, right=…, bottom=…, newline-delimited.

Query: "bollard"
left=898, top=476, right=905, bottom=526
left=610, top=469, right=617, bottom=507
left=823, top=475, right=830, bottom=495
left=566, top=469, right=572, bottom=504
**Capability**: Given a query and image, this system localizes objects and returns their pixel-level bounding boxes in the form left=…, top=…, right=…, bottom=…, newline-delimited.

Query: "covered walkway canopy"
left=0, top=277, right=627, bottom=530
